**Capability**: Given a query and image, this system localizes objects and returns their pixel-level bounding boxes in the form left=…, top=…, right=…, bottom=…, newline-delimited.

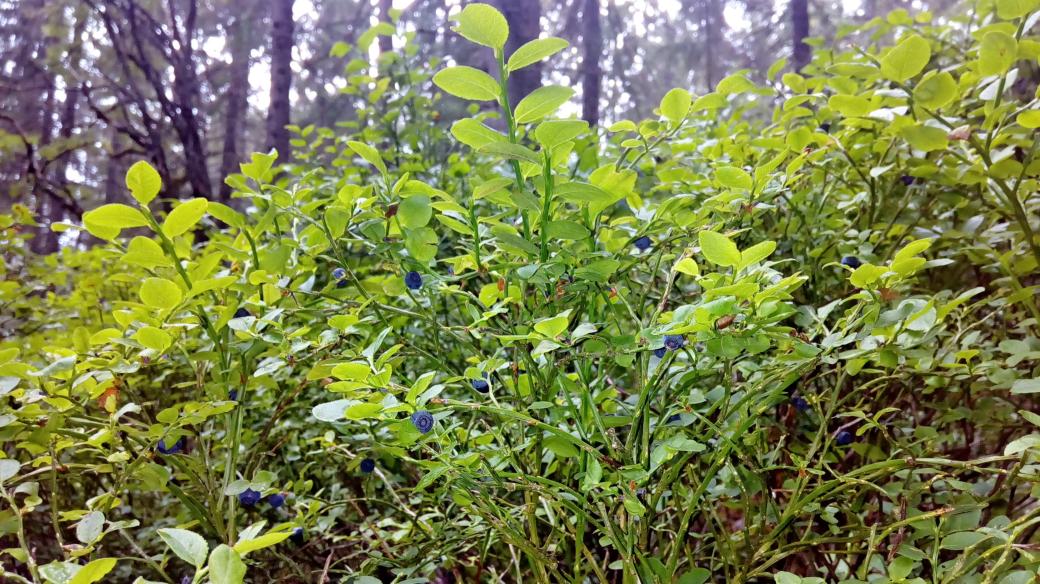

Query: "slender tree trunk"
left=704, top=0, right=723, bottom=90
left=169, top=0, right=212, bottom=198
left=266, top=0, right=295, bottom=162
left=496, top=0, right=541, bottom=105
left=379, top=0, right=393, bottom=54
left=791, top=0, right=810, bottom=71
left=581, top=0, right=602, bottom=126
left=220, top=13, right=253, bottom=202
left=30, top=79, right=57, bottom=254
left=105, top=128, right=127, bottom=204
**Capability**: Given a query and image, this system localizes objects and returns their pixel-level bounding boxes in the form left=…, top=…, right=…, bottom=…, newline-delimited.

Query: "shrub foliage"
left=2, top=2, right=1040, bottom=583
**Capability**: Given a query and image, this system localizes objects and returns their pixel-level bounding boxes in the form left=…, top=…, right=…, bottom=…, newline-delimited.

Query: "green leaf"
left=880, top=35, right=931, bottom=81
left=978, top=31, right=1017, bottom=76
left=514, top=85, right=574, bottom=124
left=716, top=166, right=753, bottom=190
left=996, top=0, right=1039, bottom=19
left=75, top=511, right=104, bottom=544
left=900, top=123, right=948, bottom=152
left=913, top=71, right=958, bottom=109
left=68, top=559, right=117, bottom=584
left=451, top=118, right=504, bottom=149
left=82, top=204, right=150, bottom=240
left=162, top=198, right=208, bottom=238
left=698, top=231, right=741, bottom=267
left=233, top=531, right=291, bottom=556
left=399, top=196, right=432, bottom=228
left=208, top=545, right=246, bottom=584
left=125, top=161, right=161, bottom=206
left=544, top=436, right=579, bottom=457
left=122, top=237, right=171, bottom=269
left=478, top=141, right=541, bottom=164
left=774, top=572, right=802, bottom=584
left=452, top=3, right=508, bottom=49
left=534, top=312, right=570, bottom=337
left=347, top=141, right=388, bottom=175
left=716, top=73, right=756, bottom=94
left=158, top=527, right=208, bottom=567
left=849, top=264, right=888, bottom=288
left=433, top=66, right=501, bottom=101
left=534, top=119, right=588, bottom=149
left=674, top=258, right=700, bottom=276
left=660, top=88, right=692, bottom=124
left=545, top=220, right=590, bottom=240
left=139, top=278, right=183, bottom=310
left=507, top=37, right=568, bottom=72
left=828, top=94, right=873, bottom=117
left=1011, top=378, right=1040, bottom=394
left=132, top=326, right=172, bottom=353
left=940, top=531, right=989, bottom=550
left=0, top=459, right=19, bottom=483
left=346, top=402, right=383, bottom=419
left=739, top=240, right=777, bottom=268
left=1017, top=110, right=1040, bottom=128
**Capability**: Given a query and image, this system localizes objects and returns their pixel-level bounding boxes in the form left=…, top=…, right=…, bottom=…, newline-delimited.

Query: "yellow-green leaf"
left=699, top=231, right=741, bottom=267
left=433, top=66, right=501, bottom=102
left=125, top=161, right=161, bottom=206
left=880, top=35, right=931, bottom=82
left=507, top=37, right=568, bottom=72
left=514, top=85, right=574, bottom=124
left=674, top=258, right=700, bottom=276
left=139, top=278, right=183, bottom=310
left=452, top=3, right=508, bottom=49
left=162, top=198, right=208, bottom=238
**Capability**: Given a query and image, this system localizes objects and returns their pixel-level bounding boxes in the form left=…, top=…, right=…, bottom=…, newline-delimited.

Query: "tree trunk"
left=581, top=0, right=602, bottom=126
left=30, top=79, right=57, bottom=254
left=496, top=0, right=541, bottom=106
left=379, top=0, right=393, bottom=54
left=266, top=0, right=295, bottom=162
left=791, top=0, right=810, bottom=71
left=220, top=13, right=253, bottom=202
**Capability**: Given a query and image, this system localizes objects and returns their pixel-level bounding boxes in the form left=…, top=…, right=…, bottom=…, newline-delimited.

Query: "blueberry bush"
left=2, top=2, right=1040, bottom=583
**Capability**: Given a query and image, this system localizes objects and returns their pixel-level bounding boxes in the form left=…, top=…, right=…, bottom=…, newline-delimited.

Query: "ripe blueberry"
left=360, top=458, right=376, bottom=473
left=791, top=396, right=810, bottom=412
left=332, top=267, right=346, bottom=280
left=238, top=488, right=261, bottom=507
left=404, top=271, right=423, bottom=290
left=290, top=527, right=304, bottom=545
left=229, top=389, right=238, bottom=401
left=157, top=437, right=185, bottom=455
left=234, top=307, right=250, bottom=318
left=411, top=410, right=434, bottom=434
left=900, top=175, right=914, bottom=186
left=840, top=256, right=861, bottom=269
left=653, top=347, right=667, bottom=359
left=471, top=376, right=489, bottom=393
left=835, top=430, right=854, bottom=446
left=664, top=335, right=685, bottom=351
left=267, top=493, right=285, bottom=508
left=634, top=236, right=651, bottom=251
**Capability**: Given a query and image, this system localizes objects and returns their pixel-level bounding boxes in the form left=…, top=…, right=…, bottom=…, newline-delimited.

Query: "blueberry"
left=653, top=347, right=667, bottom=359
left=835, top=430, right=854, bottom=446
left=404, top=271, right=423, bottom=290
left=820, top=122, right=831, bottom=133
left=900, top=175, right=914, bottom=186
left=667, top=414, right=682, bottom=424
left=229, top=389, right=238, bottom=401
left=336, top=279, right=348, bottom=288
left=633, top=236, right=651, bottom=251
left=238, top=488, right=261, bottom=507
left=663, top=335, right=685, bottom=351
left=267, top=493, right=285, bottom=508
left=360, top=458, right=376, bottom=473
left=791, top=396, right=810, bottom=412
left=840, top=256, right=861, bottom=269
left=332, top=267, right=346, bottom=280
left=471, top=376, right=489, bottom=393
left=157, top=437, right=185, bottom=455
left=234, top=307, right=250, bottom=318
left=289, top=527, right=304, bottom=545
left=411, top=410, right=434, bottom=434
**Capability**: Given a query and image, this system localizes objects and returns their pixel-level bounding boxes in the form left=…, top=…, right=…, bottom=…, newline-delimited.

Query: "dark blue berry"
left=840, top=256, right=861, bottom=269
left=791, top=396, right=810, bottom=412
left=471, top=377, right=489, bottom=393
left=234, top=307, right=250, bottom=318
left=332, top=267, right=346, bottom=280
left=633, top=236, right=651, bottom=251
left=411, top=410, right=434, bottom=434
left=360, top=458, right=376, bottom=473
left=229, top=389, right=238, bottom=401
left=336, top=279, right=348, bottom=288
left=267, top=493, right=285, bottom=508
left=900, top=175, right=914, bottom=186
left=157, top=437, right=185, bottom=455
left=663, top=335, right=685, bottom=351
left=653, top=347, right=667, bottom=358
left=289, top=527, right=304, bottom=545
left=835, top=430, right=854, bottom=446
left=667, top=414, right=682, bottom=424
left=404, top=271, right=423, bottom=290
left=238, top=488, right=261, bottom=507
left=820, top=122, right=831, bottom=133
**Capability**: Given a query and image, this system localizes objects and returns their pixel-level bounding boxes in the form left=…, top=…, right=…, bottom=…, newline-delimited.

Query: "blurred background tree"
left=0, top=0, right=981, bottom=251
